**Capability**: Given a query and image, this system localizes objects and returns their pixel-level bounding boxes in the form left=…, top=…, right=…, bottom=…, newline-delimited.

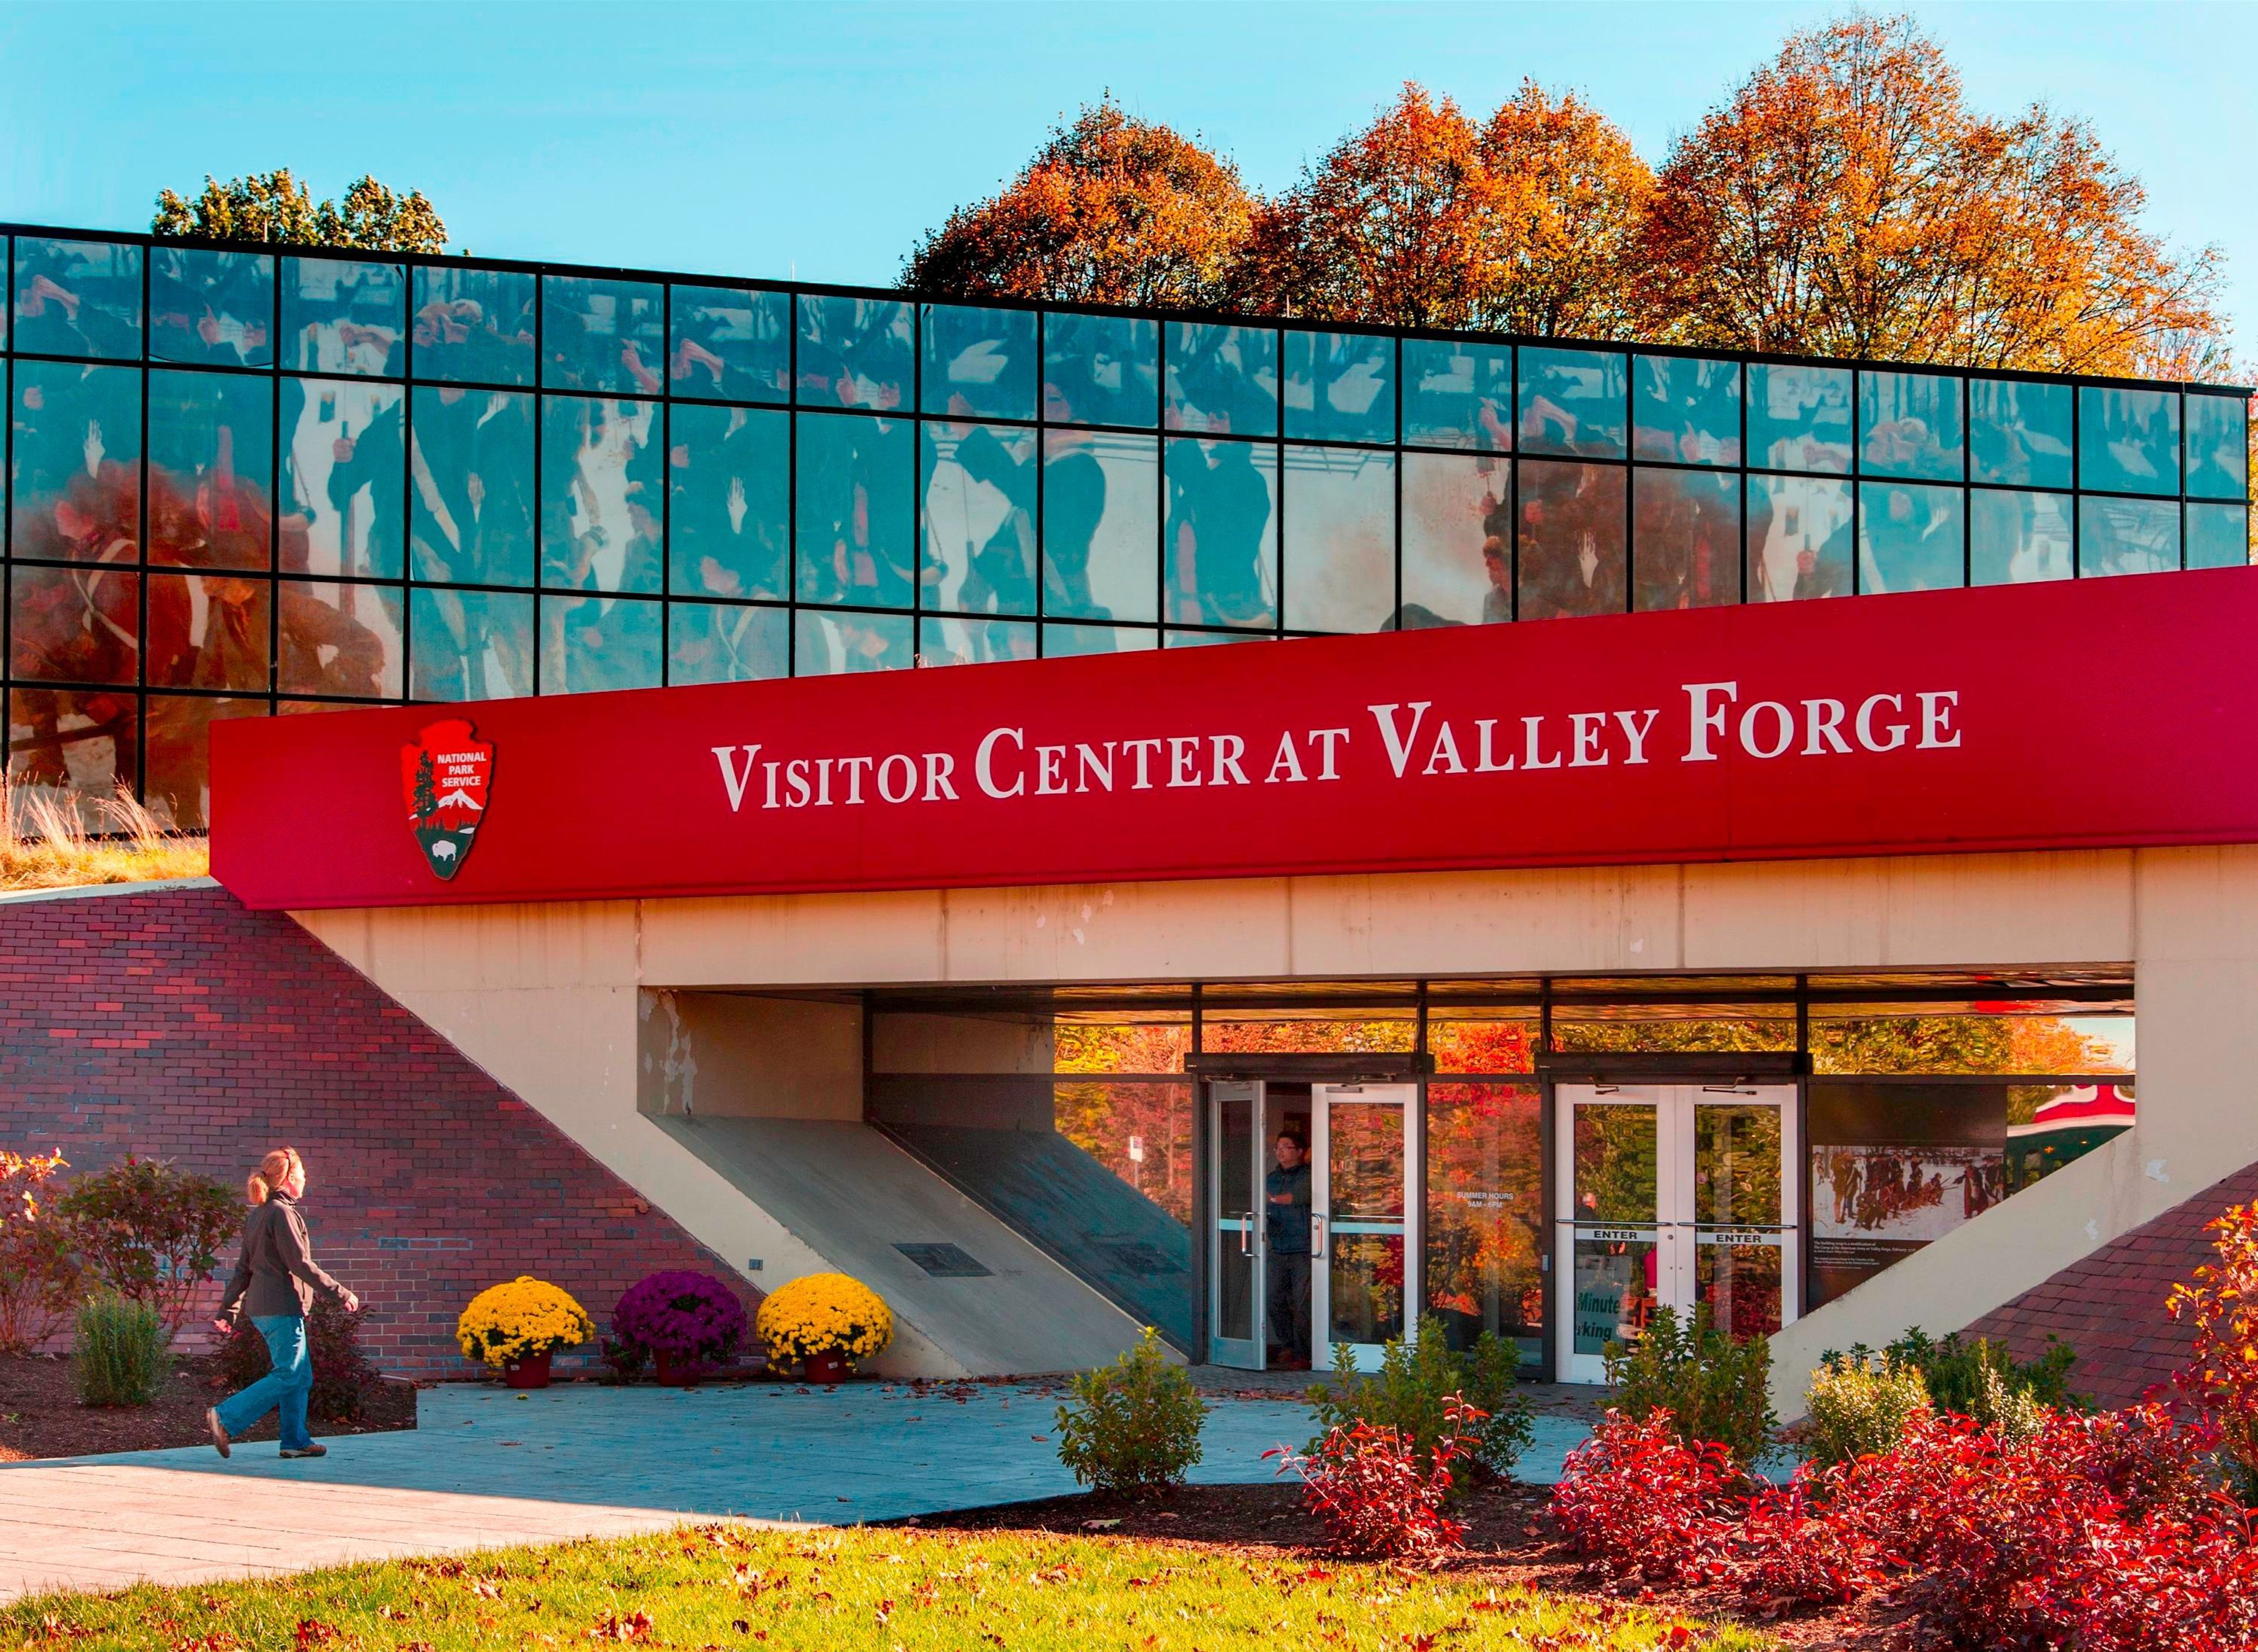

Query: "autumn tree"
left=153, top=169, right=448, bottom=255
left=903, top=99, right=1254, bottom=307
left=1228, top=82, right=1652, bottom=335
left=1637, top=14, right=2225, bottom=376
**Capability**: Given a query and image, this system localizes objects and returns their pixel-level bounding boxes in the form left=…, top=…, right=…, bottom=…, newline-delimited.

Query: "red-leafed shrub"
left=1730, top=1477, right=1883, bottom=1614
left=1271, top=1394, right=1481, bottom=1561
left=1549, top=1409, right=1738, bottom=1587
left=2069, top=1496, right=2258, bottom=1652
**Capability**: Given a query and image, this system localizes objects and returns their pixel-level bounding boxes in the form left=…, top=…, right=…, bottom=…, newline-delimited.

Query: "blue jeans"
left=215, top=1314, right=312, bottom=1452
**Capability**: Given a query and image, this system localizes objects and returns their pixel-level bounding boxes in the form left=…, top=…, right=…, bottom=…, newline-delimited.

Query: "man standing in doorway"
left=1265, top=1131, right=1313, bottom=1369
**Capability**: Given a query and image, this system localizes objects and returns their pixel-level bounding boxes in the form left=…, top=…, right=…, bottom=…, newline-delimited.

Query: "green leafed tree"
left=153, top=169, right=447, bottom=254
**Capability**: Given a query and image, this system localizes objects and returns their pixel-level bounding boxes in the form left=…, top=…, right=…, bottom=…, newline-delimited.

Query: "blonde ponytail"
left=247, top=1148, right=302, bottom=1205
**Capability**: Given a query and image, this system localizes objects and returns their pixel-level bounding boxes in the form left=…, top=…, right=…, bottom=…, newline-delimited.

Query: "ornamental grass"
left=0, top=777, right=206, bottom=892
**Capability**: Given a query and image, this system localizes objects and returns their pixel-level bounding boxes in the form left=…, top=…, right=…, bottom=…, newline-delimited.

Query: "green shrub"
left=212, top=1297, right=378, bottom=1422
left=1309, top=1315, right=1535, bottom=1482
left=75, top=1296, right=169, bottom=1407
left=1056, top=1327, right=1208, bottom=1496
left=1830, top=1328, right=2082, bottom=1417
left=1804, top=1352, right=1931, bottom=1467
left=56, top=1157, right=239, bottom=1332
left=1604, top=1305, right=1776, bottom=1470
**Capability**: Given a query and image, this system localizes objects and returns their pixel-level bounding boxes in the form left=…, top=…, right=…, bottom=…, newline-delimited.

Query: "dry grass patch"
left=0, top=778, right=206, bottom=893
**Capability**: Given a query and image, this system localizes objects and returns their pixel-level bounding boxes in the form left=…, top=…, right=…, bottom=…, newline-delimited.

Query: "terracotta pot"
left=654, top=1349, right=704, bottom=1387
left=502, top=1348, right=553, bottom=1389
left=801, top=1350, right=847, bottom=1385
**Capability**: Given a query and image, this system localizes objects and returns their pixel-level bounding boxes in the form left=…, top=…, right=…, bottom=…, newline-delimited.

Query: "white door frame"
left=1312, top=1081, right=1422, bottom=1373
left=1206, top=1079, right=1265, bottom=1370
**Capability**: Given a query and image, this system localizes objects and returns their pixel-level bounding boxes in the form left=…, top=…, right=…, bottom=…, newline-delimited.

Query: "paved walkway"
left=0, top=1382, right=1594, bottom=1603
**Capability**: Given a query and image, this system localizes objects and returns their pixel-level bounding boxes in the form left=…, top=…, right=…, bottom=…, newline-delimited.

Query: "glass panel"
left=1165, top=322, right=1276, bottom=436
left=1693, top=1104, right=1782, bottom=1226
left=282, top=379, right=406, bottom=579
left=1858, top=480, right=1965, bottom=594
left=409, top=586, right=533, bottom=701
left=1552, top=1011, right=1795, bottom=1055
left=1574, top=1233, right=1657, bottom=1358
left=146, top=370, right=273, bottom=570
left=1634, top=356, right=1739, bottom=466
left=1217, top=1092, right=1255, bottom=1345
left=921, top=303, right=1037, bottom=422
left=1424, top=1083, right=1542, bottom=1359
left=7, top=687, right=135, bottom=819
left=409, top=387, right=536, bottom=587
left=542, top=274, right=664, bottom=394
left=539, top=593, right=663, bottom=694
left=1518, top=346, right=1626, bottom=459
left=1284, top=330, right=1394, bottom=445
left=1282, top=444, right=1394, bottom=633
left=540, top=396, right=662, bottom=593
left=667, top=600, right=789, bottom=686
left=2080, top=495, right=2179, bottom=577
left=1808, top=1081, right=2006, bottom=1310
left=1517, top=459, right=1625, bottom=620
left=1811, top=1007, right=2133, bottom=1075
left=1200, top=1014, right=1417, bottom=1055
left=669, top=284, right=790, bottom=404
left=1165, top=437, right=1276, bottom=627
left=144, top=696, right=266, bottom=830
left=1746, top=476, right=1853, bottom=601
left=2187, top=503, right=2249, bottom=570
left=793, top=607, right=913, bottom=675
left=146, top=572, right=269, bottom=689
left=1327, top=1102, right=1407, bottom=1348
left=1969, top=379, right=2071, bottom=488
left=1043, top=310, right=1158, bottom=429
left=149, top=248, right=273, bottom=367
left=1043, top=622, right=1156, bottom=658
left=795, top=412, right=914, bottom=607
left=9, top=564, right=139, bottom=684
left=1572, top=1103, right=1658, bottom=1223
left=922, top=614, right=1037, bottom=667
left=796, top=294, right=912, bottom=410
left=14, top=238, right=142, bottom=359
left=1859, top=369, right=1963, bottom=481
left=280, top=256, right=405, bottom=377
left=922, top=422, right=1037, bottom=616
left=411, top=265, right=536, bottom=386
left=1634, top=469, right=1740, bottom=610
left=668, top=403, right=788, bottom=601
left=2186, top=393, right=2250, bottom=501
left=1970, top=489, right=2074, bottom=586
left=1747, top=363, right=1852, bottom=474
left=1401, top=338, right=1511, bottom=452
left=1328, top=1102, right=1405, bottom=1220
left=2008, top=1082, right=2139, bottom=1190
left=1043, top=428, right=1157, bottom=624
left=2080, top=385, right=2179, bottom=495
left=1164, top=628, right=1270, bottom=648
left=10, top=361, right=142, bottom=560
left=1695, top=1238, right=1782, bottom=1341
left=1428, top=1015, right=1539, bottom=1074
left=1400, top=450, right=1511, bottom=626
left=1054, top=1078, right=1194, bottom=1223
left=276, top=579, right=402, bottom=698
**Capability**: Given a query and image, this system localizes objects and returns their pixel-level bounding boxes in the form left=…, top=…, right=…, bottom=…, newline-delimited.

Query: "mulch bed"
left=904, top=1480, right=1926, bottom=1651
left=0, top=1353, right=416, bottom=1462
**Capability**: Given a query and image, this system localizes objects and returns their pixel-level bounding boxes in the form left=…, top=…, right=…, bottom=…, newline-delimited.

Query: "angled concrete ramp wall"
left=652, top=1115, right=1150, bottom=1376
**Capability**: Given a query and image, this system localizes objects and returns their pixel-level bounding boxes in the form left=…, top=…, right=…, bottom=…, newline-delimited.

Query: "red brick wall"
left=1967, top=1161, right=2258, bottom=1410
left=0, top=881, right=757, bottom=1378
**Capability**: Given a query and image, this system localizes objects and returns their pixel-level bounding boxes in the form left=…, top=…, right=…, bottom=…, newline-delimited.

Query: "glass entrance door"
left=1207, top=1080, right=1264, bottom=1369
left=1313, top=1082, right=1421, bottom=1372
left=1554, top=1084, right=1799, bottom=1385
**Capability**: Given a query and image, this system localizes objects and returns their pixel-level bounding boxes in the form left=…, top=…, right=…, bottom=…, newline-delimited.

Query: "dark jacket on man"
left=218, top=1191, right=348, bottom=1322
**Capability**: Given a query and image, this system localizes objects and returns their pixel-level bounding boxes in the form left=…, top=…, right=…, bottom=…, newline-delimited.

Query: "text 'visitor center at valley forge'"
left=10, top=221, right=2258, bottom=1406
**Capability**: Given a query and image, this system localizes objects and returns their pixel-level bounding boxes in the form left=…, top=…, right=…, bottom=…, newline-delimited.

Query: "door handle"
left=1239, top=1215, right=1252, bottom=1256
left=1311, top=1213, right=1326, bottom=1258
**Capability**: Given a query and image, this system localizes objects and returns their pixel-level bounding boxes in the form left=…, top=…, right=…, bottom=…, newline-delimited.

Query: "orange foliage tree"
left=902, top=99, right=1255, bottom=308
left=1636, top=14, right=2226, bottom=377
left=2167, top=1202, right=2258, bottom=1494
left=1228, top=83, right=1651, bottom=336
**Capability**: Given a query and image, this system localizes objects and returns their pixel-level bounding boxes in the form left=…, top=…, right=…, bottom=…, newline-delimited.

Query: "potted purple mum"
left=612, top=1270, right=748, bottom=1387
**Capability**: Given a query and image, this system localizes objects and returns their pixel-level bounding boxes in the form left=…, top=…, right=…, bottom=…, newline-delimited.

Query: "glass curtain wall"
left=5, top=225, right=2247, bottom=827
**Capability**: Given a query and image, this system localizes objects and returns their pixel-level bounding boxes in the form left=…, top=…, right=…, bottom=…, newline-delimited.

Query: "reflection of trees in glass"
left=1552, top=1015, right=1793, bottom=1054
left=1053, top=1021, right=1191, bottom=1074
left=1811, top=1015, right=2123, bottom=1075
left=1574, top=1106, right=1659, bottom=1222
left=1424, top=1084, right=1542, bottom=1347
left=1198, top=1016, right=1415, bottom=1055
left=1051, top=1079, right=1193, bottom=1229
left=1692, top=1106, right=1781, bottom=1225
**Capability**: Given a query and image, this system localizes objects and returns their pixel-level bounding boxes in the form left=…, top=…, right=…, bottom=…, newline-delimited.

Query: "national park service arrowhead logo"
left=401, top=719, right=493, bottom=881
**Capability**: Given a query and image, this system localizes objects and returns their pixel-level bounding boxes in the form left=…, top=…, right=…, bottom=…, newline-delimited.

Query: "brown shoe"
left=279, top=1443, right=327, bottom=1459
left=205, top=1408, right=231, bottom=1459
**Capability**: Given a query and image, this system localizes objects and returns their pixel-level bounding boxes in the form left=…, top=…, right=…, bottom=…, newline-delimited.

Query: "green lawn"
left=5, top=1524, right=1773, bottom=1651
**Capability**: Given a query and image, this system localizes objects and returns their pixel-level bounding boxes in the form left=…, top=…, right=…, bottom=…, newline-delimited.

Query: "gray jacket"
left=218, top=1192, right=348, bottom=1322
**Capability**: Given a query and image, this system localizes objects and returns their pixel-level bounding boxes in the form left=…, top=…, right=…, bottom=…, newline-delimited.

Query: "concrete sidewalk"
left=0, top=1381, right=1595, bottom=1603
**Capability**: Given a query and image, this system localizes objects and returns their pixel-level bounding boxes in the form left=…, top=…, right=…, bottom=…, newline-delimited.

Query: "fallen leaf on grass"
left=587, top=1610, right=654, bottom=1642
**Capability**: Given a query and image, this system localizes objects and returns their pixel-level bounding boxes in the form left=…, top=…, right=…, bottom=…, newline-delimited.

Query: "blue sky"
left=1, top=2, right=2247, bottom=363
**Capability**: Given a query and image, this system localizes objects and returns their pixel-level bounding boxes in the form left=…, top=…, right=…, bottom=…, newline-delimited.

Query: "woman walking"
left=205, top=1148, right=359, bottom=1460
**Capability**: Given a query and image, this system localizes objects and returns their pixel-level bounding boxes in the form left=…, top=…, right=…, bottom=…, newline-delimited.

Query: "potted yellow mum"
left=754, top=1273, right=893, bottom=1383
left=457, top=1276, right=594, bottom=1388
